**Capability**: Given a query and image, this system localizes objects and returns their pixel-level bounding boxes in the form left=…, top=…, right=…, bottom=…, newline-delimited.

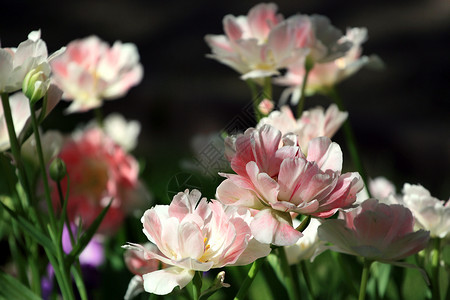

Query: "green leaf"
left=66, top=198, right=112, bottom=265
left=0, top=270, right=41, bottom=300
left=71, top=265, right=87, bottom=300
left=375, top=263, right=391, bottom=298
left=0, top=201, right=55, bottom=256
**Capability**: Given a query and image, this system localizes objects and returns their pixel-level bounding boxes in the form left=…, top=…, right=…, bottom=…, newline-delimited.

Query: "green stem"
left=48, top=225, right=75, bottom=300
left=295, top=215, right=311, bottom=232
left=29, top=101, right=75, bottom=299
left=56, top=178, right=87, bottom=299
left=300, top=260, right=314, bottom=299
left=358, top=259, right=372, bottom=300
left=325, top=87, right=371, bottom=196
left=94, top=107, right=104, bottom=128
left=296, top=58, right=314, bottom=118
left=192, top=271, right=202, bottom=300
left=431, top=238, right=441, bottom=300
left=234, top=258, right=264, bottom=300
left=28, top=102, right=57, bottom=231
left=0, top=93, right=33, bottom=208
left=278, top=247, right=300, bottom=300
left=56, top=180, right=75, bottom=245
left=263, top=76, right=272, bottom=101
left=246, top=79, right=262, bottom=122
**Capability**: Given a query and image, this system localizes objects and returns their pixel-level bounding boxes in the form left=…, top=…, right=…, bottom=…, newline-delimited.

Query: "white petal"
left=142, top=267, right=195, bottom=295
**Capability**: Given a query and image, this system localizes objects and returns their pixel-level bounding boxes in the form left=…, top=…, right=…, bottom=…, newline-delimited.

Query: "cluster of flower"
left=120, top=3, right=447, bottom=299
left=0, top=30, right=148, bottom=297
left=0, top=3, right=448, bottom=300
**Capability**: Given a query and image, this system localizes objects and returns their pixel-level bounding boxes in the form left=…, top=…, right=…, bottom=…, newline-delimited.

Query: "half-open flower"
left=0, top=30, right=63, bottom=94
left=123, top=189, right=270, bottom=295
left=318, top=198, right=430, bottom=262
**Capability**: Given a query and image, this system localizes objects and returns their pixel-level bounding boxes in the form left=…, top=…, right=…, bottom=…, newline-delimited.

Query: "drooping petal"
left=142, top=267, right=195, bottom=295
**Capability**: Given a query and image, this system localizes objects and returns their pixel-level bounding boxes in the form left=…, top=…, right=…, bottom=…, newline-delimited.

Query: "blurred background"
left=1, top=0, right=449, bottom=200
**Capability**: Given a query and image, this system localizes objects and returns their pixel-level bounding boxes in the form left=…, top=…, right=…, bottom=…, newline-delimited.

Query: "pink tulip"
left=50, top=36, right=143, bottom=113
left=217, top=125, right=363, bottom=246
left=53, top=127, right=148, bottom=234
left=318, top=198, right=430, bottom=262
left=123, top=189, right=270, bottom=295
left=257, top=104, right=348, bottom=151
left=205, top=3, right=309, bottom=80
left=275, top=27, right=381, bottom=104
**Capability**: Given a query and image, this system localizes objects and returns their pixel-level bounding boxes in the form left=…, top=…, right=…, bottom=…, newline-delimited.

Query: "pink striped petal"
left=251, top=209, right=302, bottom=246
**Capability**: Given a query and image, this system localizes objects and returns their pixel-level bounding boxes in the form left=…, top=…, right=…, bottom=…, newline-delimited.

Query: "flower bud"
left=49, top=158, right=67, bottom=182
left=258, top=99, right=274, bottom=116
left=22, top=64, right=50, bottom=104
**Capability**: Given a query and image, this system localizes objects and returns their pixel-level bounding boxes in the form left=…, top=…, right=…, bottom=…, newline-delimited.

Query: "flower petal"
left=251, top=209, right=302, bottom=246
left=142, top=267, right=195, bottom=295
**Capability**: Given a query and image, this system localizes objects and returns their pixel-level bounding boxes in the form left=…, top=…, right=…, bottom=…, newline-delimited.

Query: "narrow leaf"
left=66, top=198, right=112, bottom=265
left=0, top=270, right=41, bottom=300
left=0, top=201, right=56, bottom=256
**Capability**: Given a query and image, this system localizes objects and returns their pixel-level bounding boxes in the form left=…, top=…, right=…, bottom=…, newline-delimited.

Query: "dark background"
left=2, top=0, right=449, bottom=199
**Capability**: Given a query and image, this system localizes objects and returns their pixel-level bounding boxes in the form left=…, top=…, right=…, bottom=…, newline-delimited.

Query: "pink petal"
left=246, top=162, right=279, bottom=205
left=247, top=3, right=280, bottom=41
left=251, top=209, right=302, bottom=246
left=306, top=137, right=342, bottom=172
left=177, top=217, right=205, bottom=259
left=216, top=178, right=264, bottom=209
left=224, top=15, right=243, bottom=42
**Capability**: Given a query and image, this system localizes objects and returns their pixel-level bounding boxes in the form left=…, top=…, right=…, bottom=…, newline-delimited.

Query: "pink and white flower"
left=318, top=198, right=430, bottom=262
left=217, top=124, right=363, bottom=246
left=275, top=27, right=380, bottom=104
left=0, top=30, right=64, bottom=94
left=53, top=127, right=148, bottom=234
left=257, top=104, right=347, bottom=151
left=50, top=36, right=143, bottom=113
left=206, top=3, right=353, bottom=82
left=396, top=184, right=450, bottom=239
left=123, top=189, right=270, bottom=295
left=205, top=3, right=308, bottom=80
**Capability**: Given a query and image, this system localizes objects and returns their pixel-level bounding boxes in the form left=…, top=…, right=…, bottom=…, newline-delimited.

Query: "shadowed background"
left=2, top=0, right=449, bottom=199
